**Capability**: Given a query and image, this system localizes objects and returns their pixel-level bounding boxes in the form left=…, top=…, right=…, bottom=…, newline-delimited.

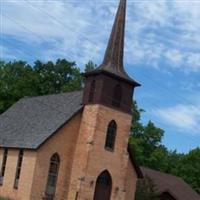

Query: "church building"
left=0, top=0, right=143, bottom=199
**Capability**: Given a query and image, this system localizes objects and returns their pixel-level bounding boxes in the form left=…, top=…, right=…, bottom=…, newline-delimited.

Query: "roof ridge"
left=21, top=89, right=83, bottom=100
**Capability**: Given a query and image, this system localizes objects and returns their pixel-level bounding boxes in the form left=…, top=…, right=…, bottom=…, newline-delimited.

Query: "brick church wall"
left=125, top=159, right=138, bottom=200
left=30, top=112, right=82, bottom=200
left=67, top=104, right=137, bottom=200
left=0, top=112, right=82, bottom=200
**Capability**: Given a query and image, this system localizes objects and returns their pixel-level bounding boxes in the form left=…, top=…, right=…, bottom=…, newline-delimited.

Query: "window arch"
left=89, top=80, right=96, bottom=103
left=105, top=120, right=117, bottom=151
left=112, top=84, right=122, bottom=107
left=45, top=153, right=60, bottom=199
left=93, top=170, right=112, bottom=200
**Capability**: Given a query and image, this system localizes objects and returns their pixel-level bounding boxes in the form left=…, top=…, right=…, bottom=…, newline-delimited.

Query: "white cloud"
left=165, top=49, right=183, bottom=67
left=1, top=0, right=200, bottom=72
left=155, top=103, right=200, bottom=135
left=186, top=53, right=200, bottom=72
left=2, top=0, right=112, bottom=66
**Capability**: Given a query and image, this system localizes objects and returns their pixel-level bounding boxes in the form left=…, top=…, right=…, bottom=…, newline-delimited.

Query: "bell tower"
left=68, top=0, right=141, bottom=199
left=83, top=0, right=140, bottom=113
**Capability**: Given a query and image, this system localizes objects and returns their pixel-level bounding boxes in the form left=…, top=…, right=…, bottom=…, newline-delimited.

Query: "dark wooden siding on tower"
left=83, top=72, right=134, bottom=113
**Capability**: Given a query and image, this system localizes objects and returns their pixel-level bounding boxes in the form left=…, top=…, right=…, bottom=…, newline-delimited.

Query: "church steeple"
left=83, top=0, right=140, bottom=113
left=101, top=0, right=127, bottom=68
left=88, top=0, right=140, bottom=85
left=100, top=0, right=128, bottom=81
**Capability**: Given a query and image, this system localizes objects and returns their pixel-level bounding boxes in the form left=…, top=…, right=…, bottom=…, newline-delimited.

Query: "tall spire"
left=93, top=0, right=139, bottom=85
left=86, top=0, right=140, bottom=86
left=102, top=0, right=126, bottom=72
left=95, top=0, right=135, bottom=84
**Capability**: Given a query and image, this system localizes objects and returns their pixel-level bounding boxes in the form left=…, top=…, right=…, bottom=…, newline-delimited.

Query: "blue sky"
left=1, top=0, right=200, bottom=153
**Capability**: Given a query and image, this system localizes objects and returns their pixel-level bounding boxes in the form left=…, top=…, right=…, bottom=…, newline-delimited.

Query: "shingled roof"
left=0, top=91, right=83, bottom=149
left=141, top=167, right=200, bottom=200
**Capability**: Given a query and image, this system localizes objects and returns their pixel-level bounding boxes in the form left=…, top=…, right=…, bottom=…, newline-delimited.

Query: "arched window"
left=45, top=153, right=60, bottom=199
left=0, top=148, right=8, bottom=186
left=112, top=84, right=122, bottom=107
left=105, top=120, right=117, bottom=151
left=93, top=170, right=112, bottom=200
left=14, top=149, right=23, bottom=189
left=89, top=80, right=96, bottom=103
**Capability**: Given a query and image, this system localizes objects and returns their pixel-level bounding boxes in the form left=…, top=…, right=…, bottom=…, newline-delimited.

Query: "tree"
left=172, top=148, right=200, bottom=194
left=129, top=102, right=184, bottom=172
left=0, top=61, right=39, bottom=113
left=0, top=59, right=83, bottom=114
left=34, top=59, right=83, bottom=94
left=84, top=60, right=97, bottom=72
left=129, top=102, right=167, bottom=171
left=135, top=176, right=160, bottom=200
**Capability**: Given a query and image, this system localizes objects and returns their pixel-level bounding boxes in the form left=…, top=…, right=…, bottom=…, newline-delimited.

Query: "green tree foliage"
left=0, top=59, right=83, bottom=114
left=0, top=60, right=39, bottom=113
left=34, top=59, right=82, bottom=94
left=135, top=176, right=160, bottom=200
left=84, top=60, right=97, bottom=72
left=129, top=101, right=168, bottom=171
left=171, top=148, right=200, bottom=194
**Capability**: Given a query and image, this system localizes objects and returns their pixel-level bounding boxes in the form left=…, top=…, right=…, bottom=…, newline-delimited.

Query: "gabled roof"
left=0, top=91, right=83, bottom=149
left=141, top=167, right=200, bottom=200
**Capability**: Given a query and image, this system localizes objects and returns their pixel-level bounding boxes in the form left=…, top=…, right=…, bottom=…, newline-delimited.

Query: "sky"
left=1, top=0, right=200, bottom=153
